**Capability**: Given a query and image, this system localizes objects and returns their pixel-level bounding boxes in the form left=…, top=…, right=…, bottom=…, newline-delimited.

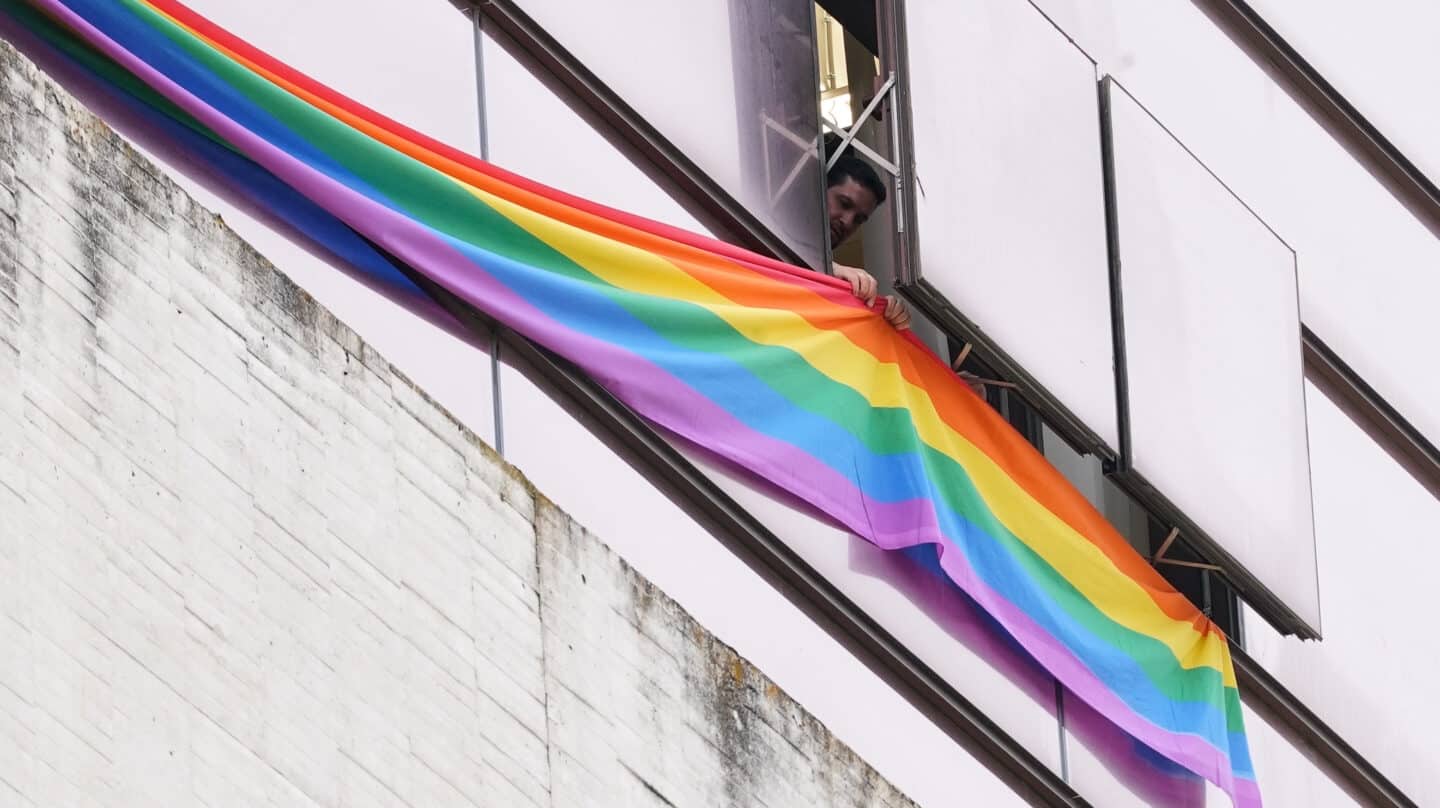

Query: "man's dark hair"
left=825, top=144, right=887, bottom=206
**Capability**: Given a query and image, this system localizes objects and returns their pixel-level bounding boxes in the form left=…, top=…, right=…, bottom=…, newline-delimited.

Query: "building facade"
left=11, top=1, right=1437, bottom=806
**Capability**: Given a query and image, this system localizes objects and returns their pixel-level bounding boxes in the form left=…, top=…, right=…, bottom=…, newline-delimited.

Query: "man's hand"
left=833, top=263, right=877, bottom=303
left=833, top=263, right=911, bottom=330
left=880, top=295, right=911, bottom=330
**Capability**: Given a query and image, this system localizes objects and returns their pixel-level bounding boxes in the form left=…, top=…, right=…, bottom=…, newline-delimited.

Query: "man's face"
left=826, top=177, right=879, bottom=247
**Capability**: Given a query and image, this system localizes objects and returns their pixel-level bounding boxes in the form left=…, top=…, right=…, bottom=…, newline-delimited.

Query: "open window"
left=812, top=1, right=951, bottom=355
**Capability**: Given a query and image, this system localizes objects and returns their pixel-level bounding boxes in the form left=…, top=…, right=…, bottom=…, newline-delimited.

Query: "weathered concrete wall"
left=0, top=41, right=913, bottom=808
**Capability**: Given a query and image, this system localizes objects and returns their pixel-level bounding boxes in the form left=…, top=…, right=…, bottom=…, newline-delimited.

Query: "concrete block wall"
left=0, top=41, right=914, bottom=808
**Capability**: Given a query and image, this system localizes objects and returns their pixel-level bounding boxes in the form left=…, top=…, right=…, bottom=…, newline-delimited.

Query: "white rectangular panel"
left=905, top=0, right=1118, bottom=451
left=1108, top=84, right=1318, bottom=631
left=1026, top=0, right=1440, bottom=476
left=506, top=0, right=827, bottom=268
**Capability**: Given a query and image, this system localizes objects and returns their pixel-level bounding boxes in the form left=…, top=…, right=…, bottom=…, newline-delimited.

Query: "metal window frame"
left=874, top=0, right=1314, bottom=644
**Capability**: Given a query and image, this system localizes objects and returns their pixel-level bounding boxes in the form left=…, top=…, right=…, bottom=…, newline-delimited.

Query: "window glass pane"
left=903, top=0, right=1117, bottom=452
left=505, top=0, right=827, bottom=268
left=1107, top=83, right=1319, bottom=633
left=1041, top=424, right=1149, bottom=554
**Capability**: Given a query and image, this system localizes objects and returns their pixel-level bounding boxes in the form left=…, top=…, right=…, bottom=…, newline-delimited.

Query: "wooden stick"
left=1155, top=558, right=1224, bottom=572
left=952, top=342, right=973, bottom=370
left=964, top=377, right=1019, bottom=390
left=1153, top=527, right=1180, bottom=562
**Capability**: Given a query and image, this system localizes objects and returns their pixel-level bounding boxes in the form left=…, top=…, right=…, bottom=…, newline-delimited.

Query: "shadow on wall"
left=850, top=540, right=1207, bottom=807
left=670, top=420, right=1204, bottom=805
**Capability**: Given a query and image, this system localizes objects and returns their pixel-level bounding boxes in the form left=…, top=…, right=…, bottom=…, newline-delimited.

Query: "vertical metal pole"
left=472, top=10, right=504, bottom=456
left=1098, top=76, right=1129, bottom=475
left=878, top=0, right=918, bottom=285
left=1054, top=681, right=1071, bottom=783
left=808, top=2, right=835, bottom=275
left=472, top=11, right=490, bottom=160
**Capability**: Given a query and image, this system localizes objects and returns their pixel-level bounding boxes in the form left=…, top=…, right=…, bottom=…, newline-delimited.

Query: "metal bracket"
left=824, top=72, right=901, bottom=177
left=761, top=114, right=821, bottom=204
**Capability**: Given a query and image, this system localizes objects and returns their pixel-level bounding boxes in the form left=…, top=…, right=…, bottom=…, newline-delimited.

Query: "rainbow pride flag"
left=0, top=0, right=1258, bottom=802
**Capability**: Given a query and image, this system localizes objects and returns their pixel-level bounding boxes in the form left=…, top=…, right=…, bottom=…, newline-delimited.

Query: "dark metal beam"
left=1194, top=0, right=1440, bottom=240
left=1232, top=646, right=1418, bottom=808
left=1302, top=328, right=1440, bottom=499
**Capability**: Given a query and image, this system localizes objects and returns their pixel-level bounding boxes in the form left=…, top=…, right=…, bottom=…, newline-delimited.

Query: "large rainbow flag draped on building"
left=0, top=0, right=1260, bottom=802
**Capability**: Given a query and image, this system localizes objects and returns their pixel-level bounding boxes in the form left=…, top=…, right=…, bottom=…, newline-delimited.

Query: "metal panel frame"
left=1302, top=328, right=1440, bottom=498
left=1099, top=77, right=1319, bottom=640
left=885, top=0, right=1116, bottom=461
left=807, top=2, right=836, bottom=276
